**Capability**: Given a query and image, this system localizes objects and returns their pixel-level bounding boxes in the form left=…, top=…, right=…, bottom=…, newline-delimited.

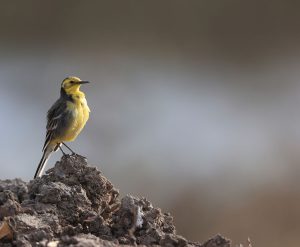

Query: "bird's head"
left=61, top=76, right=90, bottom=94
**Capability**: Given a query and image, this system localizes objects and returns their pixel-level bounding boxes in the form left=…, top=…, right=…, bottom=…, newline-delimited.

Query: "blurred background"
left=1, top=1, right=300, bottom=246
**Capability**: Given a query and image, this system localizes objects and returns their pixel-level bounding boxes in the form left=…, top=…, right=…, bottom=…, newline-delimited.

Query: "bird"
left=34, top=76, right=90, bottom=178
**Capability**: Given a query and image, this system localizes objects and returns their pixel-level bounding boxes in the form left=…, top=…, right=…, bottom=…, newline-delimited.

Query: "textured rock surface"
left=0, top=154, right=231, bottom=247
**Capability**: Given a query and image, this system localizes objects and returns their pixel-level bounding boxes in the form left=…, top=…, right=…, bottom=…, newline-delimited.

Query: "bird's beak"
left=78, top=81, right=90, bottom=85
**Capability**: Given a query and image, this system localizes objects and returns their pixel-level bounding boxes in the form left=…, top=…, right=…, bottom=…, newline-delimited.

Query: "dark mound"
left=0, top=155, right=230, bottom=247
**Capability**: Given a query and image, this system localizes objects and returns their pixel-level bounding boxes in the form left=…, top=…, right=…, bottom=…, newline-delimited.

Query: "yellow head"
left=61, top=76, right=90, bottom=94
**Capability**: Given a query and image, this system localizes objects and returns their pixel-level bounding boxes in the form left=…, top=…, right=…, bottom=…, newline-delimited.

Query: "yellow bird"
left=34, top=76, right=90, bottom=178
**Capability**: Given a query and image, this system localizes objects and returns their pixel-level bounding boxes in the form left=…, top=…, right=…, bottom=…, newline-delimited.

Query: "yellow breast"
left=62, top=94, right=90, bottom=142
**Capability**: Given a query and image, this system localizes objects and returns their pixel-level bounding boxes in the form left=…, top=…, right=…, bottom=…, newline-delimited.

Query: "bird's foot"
left=72, top=153, right=87, bottom=162
left=69, top=152, right=86, bottom=159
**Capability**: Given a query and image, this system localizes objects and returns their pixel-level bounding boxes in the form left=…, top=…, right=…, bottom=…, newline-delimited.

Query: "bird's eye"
left=70, top=81, right=74, bottom=84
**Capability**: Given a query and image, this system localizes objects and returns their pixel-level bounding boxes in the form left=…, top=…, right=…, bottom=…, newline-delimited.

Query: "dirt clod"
left=0, top=154, right=230, bottom=246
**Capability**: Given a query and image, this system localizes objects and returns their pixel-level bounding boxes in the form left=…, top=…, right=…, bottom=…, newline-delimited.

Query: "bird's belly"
left=60, top=101, right=89, bottom=142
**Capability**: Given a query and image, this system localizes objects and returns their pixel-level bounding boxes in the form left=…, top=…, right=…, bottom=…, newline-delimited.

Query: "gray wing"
left=42, top=98, right=73, bottom=151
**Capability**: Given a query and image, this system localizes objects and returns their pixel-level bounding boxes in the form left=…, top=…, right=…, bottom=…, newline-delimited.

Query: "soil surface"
left=0, top=154, right=230, bottom=247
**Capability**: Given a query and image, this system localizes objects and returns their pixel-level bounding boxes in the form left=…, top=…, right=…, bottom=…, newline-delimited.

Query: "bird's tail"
left=34, top=149, right=51, bottom=179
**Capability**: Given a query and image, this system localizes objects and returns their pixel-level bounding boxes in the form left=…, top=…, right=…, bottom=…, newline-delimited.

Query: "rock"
left=0, top=154, right=230, bottom=247
left=201, top=235, right=231, bottom=247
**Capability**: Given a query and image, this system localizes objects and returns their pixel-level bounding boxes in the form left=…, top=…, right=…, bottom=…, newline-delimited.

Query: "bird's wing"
left=42, top=98, right=70, bottom=151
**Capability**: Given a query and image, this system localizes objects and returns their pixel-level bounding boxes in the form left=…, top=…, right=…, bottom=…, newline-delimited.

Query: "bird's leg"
left=62, top=143, right=87, bottom=160
left=62, top=142, right=87, bottom=160
left=62, top=142, right=76, bottom=155
left=59, top=145, right=67, bottom=156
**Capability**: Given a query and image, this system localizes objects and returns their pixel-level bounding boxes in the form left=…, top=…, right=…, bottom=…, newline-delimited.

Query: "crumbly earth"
left=0, top=155, right=230, bottom=247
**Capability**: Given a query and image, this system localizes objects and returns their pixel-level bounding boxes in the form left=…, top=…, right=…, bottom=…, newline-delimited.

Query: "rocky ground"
left=0, top=154, right=230, bottom=247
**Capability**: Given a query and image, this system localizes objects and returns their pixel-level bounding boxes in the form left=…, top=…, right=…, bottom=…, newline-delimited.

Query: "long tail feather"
left=34, top=150, right=51, bottom=179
